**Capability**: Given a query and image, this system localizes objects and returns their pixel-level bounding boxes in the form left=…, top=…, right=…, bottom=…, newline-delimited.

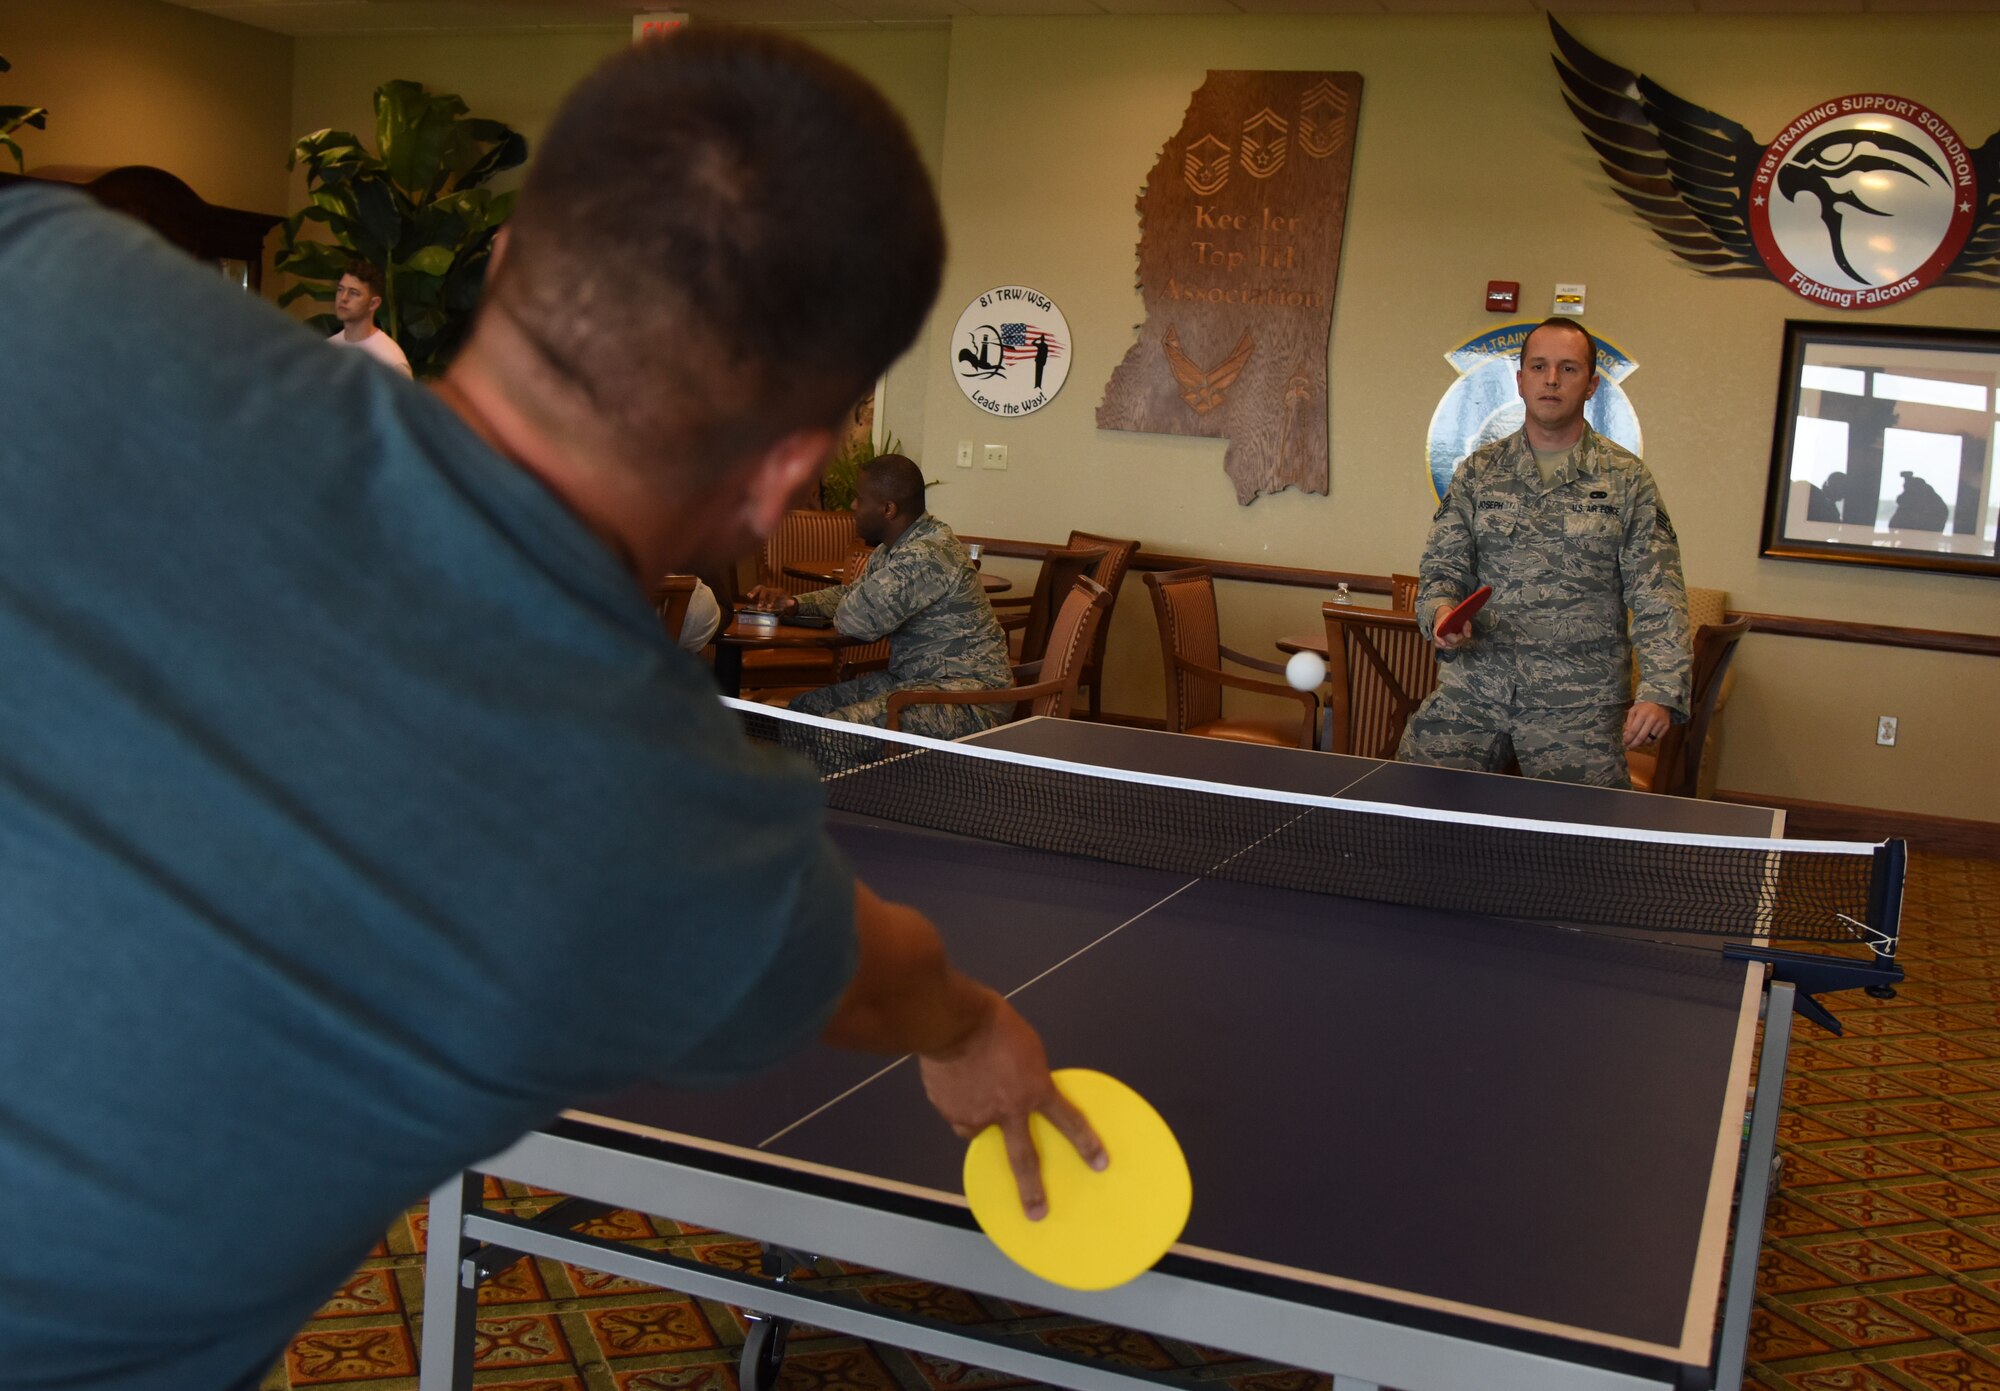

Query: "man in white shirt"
left=326, top=259, right=413, bottom=376
left=663, top=576, right=723, bottom=650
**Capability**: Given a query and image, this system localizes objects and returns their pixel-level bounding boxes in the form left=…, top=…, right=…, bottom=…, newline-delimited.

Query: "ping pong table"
left=420, top=711, right=1905, bottom=1391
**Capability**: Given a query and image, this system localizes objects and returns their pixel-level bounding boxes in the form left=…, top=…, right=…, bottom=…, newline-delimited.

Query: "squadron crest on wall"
left=1550, top=17, right=2000, bottom=308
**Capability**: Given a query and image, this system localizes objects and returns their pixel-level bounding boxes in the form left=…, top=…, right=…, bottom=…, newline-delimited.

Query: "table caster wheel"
left=741, top=1315, right=793, bottom=1391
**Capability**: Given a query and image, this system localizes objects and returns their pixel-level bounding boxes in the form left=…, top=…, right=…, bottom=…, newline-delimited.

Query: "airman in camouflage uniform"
left=752, top=456, right=1012, bottom=740
left=1399, top=319, right=1690, bottom=788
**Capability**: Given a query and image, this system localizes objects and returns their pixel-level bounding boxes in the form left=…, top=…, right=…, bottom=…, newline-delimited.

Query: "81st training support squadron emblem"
left=1551, top=18, right=1999, bottom=309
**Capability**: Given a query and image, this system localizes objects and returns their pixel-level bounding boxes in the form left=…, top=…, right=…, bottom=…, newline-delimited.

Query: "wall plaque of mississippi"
left=1098, top=70, right=1362, bottom=504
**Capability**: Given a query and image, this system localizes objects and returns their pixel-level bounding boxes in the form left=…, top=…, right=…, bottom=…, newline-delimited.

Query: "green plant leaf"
left=276, top=281, right=335, bottom=307
left=308, top=186, right=356, bottom=216
left=404, top=245, right=455, bottom=277
left=397, top=272, right=445, bottom=305
left=292, top=204, right=362, bottom=243
left=288, top=128, right=377, bottom=175
left=2, top=50, right=52, bottom=160
left=405, top=202, right=467, bottom=256
left=375, top=80, right=468, bottom=196
left=430, top=188, right=513, bottom=236
left=0, top=96, right=49, bottom=172
left=349, top=178, right=401, bottom=263
left=459, top=130, right=528, bottom=190
left=274, top=240, right=353, bottom=280
left=486, top=189, right=519, bottom=226
left=403, top=305, right=449, bottom=340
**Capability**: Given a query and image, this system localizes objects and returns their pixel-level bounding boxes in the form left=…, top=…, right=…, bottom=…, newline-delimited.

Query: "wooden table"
left=712, top=614, right=860, bottom=698
left=782, top=564, right=1012, bottom=595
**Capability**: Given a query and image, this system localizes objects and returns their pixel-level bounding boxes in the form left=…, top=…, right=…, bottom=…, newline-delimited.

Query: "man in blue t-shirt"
left=0, top=31, right=1099, bottom=1389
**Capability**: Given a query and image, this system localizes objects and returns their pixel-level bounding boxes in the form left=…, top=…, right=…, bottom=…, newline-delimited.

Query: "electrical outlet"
left=956, top=439, right=973, bottom=469
left=981, top=443, right=1008, bottom=470
left=1876, top=715, right=1898, bottom=747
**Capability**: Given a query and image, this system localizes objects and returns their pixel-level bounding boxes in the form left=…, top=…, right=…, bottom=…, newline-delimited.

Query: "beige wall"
left=179, top=6, right=2000, bottom=821
left=288, top=25, right=953, bottom=450
left=916, top=14, right=2000, bottom=822
left=0, top=0, right=291, bottom=214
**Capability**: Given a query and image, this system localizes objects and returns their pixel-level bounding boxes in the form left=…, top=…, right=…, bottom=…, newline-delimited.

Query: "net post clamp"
left=1723, top=945, right=1905, bottom=1036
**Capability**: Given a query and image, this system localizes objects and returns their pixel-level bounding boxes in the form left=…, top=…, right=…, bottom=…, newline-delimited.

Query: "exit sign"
left=633, top=11, right=689, bottom=41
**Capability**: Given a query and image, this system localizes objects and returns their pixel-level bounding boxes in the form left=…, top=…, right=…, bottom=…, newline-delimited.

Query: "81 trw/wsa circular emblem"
left=951, top=286, right=1071, bottom=417
left=1750, top=94, right=1976, bottom=309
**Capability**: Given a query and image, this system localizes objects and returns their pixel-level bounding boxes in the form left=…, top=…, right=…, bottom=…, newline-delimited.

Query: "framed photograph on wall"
left=1763, top=320, right=2000, bottom=578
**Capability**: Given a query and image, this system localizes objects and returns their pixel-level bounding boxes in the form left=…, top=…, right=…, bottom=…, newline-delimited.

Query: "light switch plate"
left=981, top=444, right=1008, bottom=470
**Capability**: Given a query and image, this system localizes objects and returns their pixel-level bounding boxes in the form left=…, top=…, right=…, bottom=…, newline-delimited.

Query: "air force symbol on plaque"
left=1551, top=17, right=2000, bottom=307
left=952, top=286, right=1072, bottom=417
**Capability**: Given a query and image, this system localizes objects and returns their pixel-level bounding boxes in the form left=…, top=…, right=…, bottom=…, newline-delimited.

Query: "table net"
left=730, top=701, right=1903, bottom=957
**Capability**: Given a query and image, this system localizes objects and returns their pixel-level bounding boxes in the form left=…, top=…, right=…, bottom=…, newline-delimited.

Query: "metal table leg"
left=418, top=1172, right=482, bottom=1391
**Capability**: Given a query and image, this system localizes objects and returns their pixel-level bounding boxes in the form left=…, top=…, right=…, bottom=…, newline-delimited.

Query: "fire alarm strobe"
left=1485, top=281, right=1519, bottom=313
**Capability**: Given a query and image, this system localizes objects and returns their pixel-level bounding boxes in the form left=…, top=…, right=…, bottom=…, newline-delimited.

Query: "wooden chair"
left=1685, top=586, right=1734, bottom=797
left=1143, top=567, right=1316, bottom=749
left=888, top=577, right=1111, bottom=731
left=1320, top=603, right=1441, bottom=759
left=1390, top=573, right=1421, bottom=613
left=741, top=510, right=858, bottom=696
left=1624, top=585, right=1734, bottom=796
left=651, top=575, right=700, bottom=645
left=759, top=509, right=858, bottom=595
left=1064, top=530, right=1139, bottom=718
left=1628, top=617, right=1750, bottom=797
left=995, top=544, right=1107, bottom=668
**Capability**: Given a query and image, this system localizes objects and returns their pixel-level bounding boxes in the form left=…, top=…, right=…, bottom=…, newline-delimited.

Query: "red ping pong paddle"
left=1434, top=585, right=1492, bottom=638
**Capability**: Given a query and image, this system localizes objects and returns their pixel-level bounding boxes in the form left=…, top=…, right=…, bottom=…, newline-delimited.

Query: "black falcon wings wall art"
left=1549, top=17, right=2000, bottom=309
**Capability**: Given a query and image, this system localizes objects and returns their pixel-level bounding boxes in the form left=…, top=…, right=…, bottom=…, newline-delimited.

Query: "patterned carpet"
left=259, top=853, right=1998, bottom=1391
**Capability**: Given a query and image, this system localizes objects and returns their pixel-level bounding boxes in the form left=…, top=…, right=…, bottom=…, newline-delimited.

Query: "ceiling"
left=160, top=0, right=2000, bottom=33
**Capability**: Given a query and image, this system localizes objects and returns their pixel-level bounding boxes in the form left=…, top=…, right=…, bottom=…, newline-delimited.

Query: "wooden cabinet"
left=0, top=164, right=281, bottom=290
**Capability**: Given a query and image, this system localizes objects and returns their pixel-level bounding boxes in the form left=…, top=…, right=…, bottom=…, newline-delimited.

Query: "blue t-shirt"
left=0, top=188, right=858, bottom=1387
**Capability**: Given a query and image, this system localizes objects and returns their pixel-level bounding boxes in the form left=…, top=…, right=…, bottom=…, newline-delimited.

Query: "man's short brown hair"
left=1525, top=316, right=1598, bottom=378
left=490, top=29, right=945, bottom=482
left=344, top=258, right=386, bottom=300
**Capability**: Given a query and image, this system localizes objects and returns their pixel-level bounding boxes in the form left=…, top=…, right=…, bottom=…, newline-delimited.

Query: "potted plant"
left=0, top=54, right=48, bottom=171
left=821, top=430, right=906, bottom=511
left=276, top=80, right=525, bottom=378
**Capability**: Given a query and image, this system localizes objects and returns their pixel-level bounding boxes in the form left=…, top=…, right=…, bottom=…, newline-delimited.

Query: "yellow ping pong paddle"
left=963, top=1069, right=1191, bottom=1290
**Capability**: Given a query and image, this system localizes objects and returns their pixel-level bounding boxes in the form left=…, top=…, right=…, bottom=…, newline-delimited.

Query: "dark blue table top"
left=585, top=723, right=1770, bottom=1363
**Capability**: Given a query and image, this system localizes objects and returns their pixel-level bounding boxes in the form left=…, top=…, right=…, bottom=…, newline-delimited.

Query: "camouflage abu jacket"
left=1416, top=424, right=1691, bottom=716
left=793, top=512, right=1012, bottom=691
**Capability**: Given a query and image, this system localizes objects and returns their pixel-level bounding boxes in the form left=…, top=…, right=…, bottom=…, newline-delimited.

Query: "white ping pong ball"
left=1285, top=650, right=1327, bottom=692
